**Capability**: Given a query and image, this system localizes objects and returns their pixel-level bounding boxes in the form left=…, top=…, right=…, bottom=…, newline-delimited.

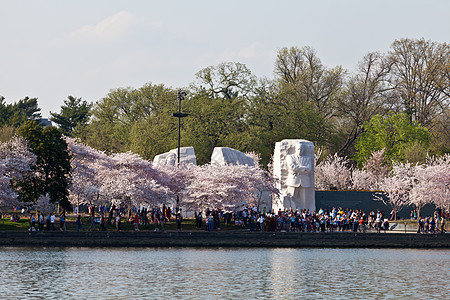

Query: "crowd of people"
left=193, top=206, right=448, bottom=234
left=8, top=204, right=447, bottom=234
left=192, top=207, right=390, bottom=233
left=93, top=204, right=184, bottom=232
left=23, top=212, right=66, bottom=232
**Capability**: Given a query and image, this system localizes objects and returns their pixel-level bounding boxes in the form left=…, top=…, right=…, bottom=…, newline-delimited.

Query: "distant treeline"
left=1, top=38, right=449, bottom=167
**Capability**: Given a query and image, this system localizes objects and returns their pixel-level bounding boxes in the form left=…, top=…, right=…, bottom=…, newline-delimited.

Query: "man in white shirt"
left=50, top=213, right=56, bottom=230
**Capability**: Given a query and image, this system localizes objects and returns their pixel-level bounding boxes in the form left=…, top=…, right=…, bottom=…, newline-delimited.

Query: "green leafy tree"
left=0, top=96, right=41, bottom=127
left=0, top=96, right=9, bottom=125
left=355, top=112, right=430, bottom=166
left=183, top=94, right=249, bottom=164
left=82, top=87, right=140, bottom=153
left=15, top=121, right=72, bottom=211
left=184, top=63, right=256, bottom=164
left=81, top=83, right=178, bottom=159
left=129, top=83, right=178, bottom=159
left=50, top=96, right=92, bottom=136
left=0, top=126, right=16, bottom=142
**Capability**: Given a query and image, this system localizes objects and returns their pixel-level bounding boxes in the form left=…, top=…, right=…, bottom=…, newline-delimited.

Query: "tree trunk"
left=128, top=198, right=132, bottom=219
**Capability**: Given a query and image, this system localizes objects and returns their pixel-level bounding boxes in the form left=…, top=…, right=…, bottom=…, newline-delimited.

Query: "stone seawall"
left=0, top=231, right=448, bottom=248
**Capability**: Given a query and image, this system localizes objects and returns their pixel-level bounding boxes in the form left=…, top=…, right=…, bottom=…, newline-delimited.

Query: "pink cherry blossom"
left=315, top=153, right=352, bottom=190
left=0, top=136, right=36, bottom=211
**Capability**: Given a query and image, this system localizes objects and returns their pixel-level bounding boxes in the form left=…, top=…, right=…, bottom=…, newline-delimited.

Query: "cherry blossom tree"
left=0, top=164, right=18, bottom=215
left=0, top=136, right=36, bottom=180
left=315, top=153, right=352, bottom=190
left=154, top=164, right=189, bottom=208
left=0, top=136, right=36, bottom=214
left=352, top=149, right=389, bottom=191
left=66, top=137, right=108, bottom=214
left=35, top=194, right=54, bottom=213
left=410, top=154, right=450, bottom=213
left=373, top=154, right=449, bottom=217
left=67, top=138, right=177, bottom=216
left=351, top=169, right=373, bottom=191
left=181, top=164, right=244, bottom=210
left=374, top=162, right=416, bottom=219
left=181, top=160, right=278, bottom=211
left=427, top=155, right=450, bottom=212
left=106, top=152, right=173, bottom=212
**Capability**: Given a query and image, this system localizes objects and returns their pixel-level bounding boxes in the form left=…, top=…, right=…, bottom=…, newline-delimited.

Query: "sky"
left=1, top=0, right=449, bottom=118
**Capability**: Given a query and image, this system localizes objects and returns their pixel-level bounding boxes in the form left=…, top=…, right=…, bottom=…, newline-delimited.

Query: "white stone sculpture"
left=211, top=147, right=255, bottom=167
left=153, top=147, right=197, bottom=167
left=273, top=139, right=315, bottom=212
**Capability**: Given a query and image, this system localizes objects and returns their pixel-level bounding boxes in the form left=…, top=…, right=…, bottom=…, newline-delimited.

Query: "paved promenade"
left=0, top=231, right=448, bottom=248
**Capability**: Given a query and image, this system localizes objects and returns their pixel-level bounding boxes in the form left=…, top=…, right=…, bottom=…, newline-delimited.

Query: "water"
left=0, top=248, right=448, bottom=299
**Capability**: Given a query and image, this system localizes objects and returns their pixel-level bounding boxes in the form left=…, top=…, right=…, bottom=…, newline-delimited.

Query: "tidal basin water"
left=0, top=248, right=448, bottom=299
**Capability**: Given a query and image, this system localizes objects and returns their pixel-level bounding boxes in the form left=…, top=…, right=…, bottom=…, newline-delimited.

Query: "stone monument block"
left=273, top=139, right=315, bottom=212
left=153, top=147, right=197, bottom=167
left=211, top=147, right=255, bottom=166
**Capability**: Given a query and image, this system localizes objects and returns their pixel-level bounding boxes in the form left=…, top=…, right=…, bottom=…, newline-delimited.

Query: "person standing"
left=29, top=214, right=36, bottom=231
left=76, top=215, right=82, bottom=232
left=116, top=214, right=121, bottom=231
left=100, top=215, right=106, bottom=231
left=38, top=212, right=44, bottom=231
left=197, top=211, right=203, bottom=228
left=417, top=217, right=424, bottom=233
left=176, top=211, right=183, bottom=232
left=208, top=215, right=213, bottom=232
left=50, top=213, right=56, bottom=231
left=430, top=217, right=436, bottom=233
left=258, top=214, right=265, bottom=232
left=440, top=218, right=446, bottom=233
left=134, top=213, right=140, bottom=231
left=375, top=215, right=381, bottom=233
left=59, top=214, right=66, bottom=231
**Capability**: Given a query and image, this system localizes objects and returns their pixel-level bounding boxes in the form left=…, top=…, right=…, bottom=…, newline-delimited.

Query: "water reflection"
left=0, top=248, right=448, bottom=299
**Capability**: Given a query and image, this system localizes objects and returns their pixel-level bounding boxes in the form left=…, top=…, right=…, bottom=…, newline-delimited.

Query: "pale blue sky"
left=1, top=0, right=449, bottom=117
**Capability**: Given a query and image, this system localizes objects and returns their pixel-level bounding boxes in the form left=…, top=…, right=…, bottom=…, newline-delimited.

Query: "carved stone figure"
left=211, top=147, right=255, bottom=167
left=273, top=139, right=315, bottom=211
left=153, top=147, right=197, bottom=167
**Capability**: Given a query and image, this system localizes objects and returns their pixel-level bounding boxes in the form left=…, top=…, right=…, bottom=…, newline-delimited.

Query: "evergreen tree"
left=16, top=121, right=72, bottom=211
left=50, top=96, right=92, bottom=136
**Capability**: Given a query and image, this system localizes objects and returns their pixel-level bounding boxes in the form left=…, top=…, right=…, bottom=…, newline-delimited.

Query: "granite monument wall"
left=315, top=191, right=437, bottom=218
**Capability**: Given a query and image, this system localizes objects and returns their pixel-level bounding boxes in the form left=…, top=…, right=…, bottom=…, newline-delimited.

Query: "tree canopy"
left=354, top=113, right=430, bottom=166
left=16, top=121, right=72, bottom=211
left=50, top=96, right=92, bottom=136
left=3, top=38, right=449, bottom=169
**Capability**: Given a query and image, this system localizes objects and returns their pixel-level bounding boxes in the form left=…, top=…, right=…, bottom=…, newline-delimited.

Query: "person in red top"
left=100, top=215, right=106, bottom=231
left=359, top=218, right=366, bottom=233
left=134, top=214, right=140, bottom=231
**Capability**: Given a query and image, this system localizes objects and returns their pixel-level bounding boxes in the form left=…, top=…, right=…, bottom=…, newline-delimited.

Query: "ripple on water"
left=0, top=247, right=448, bottom=299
